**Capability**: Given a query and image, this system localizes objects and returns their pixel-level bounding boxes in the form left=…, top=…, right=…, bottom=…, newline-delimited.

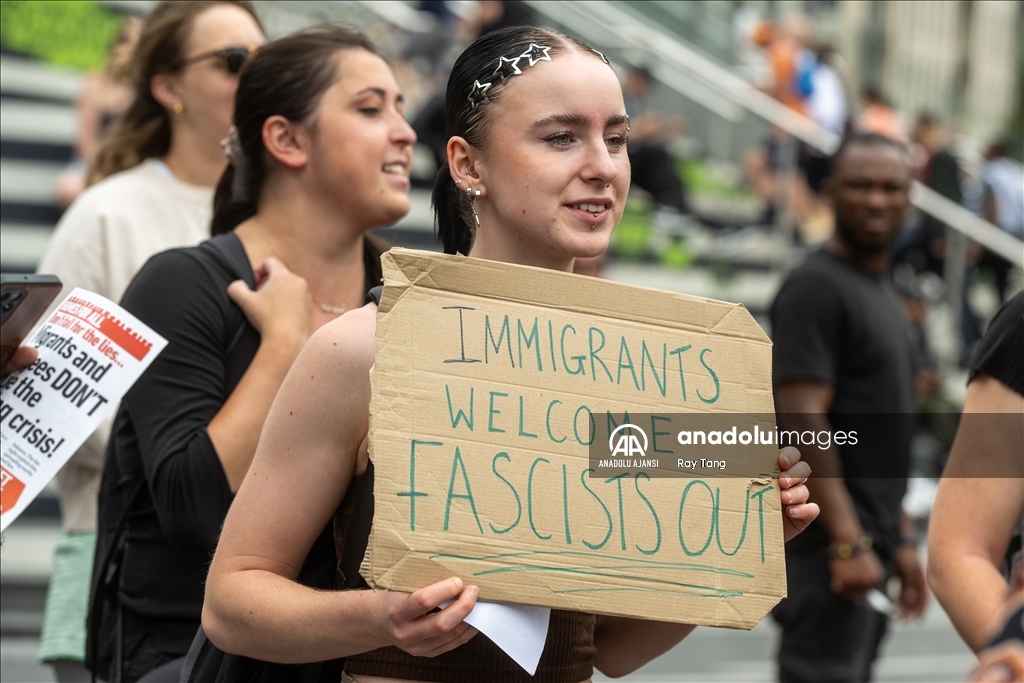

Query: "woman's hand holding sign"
left=593, top=446, right=819, bottom=677
left=376, top=576, right=480, bottom=657
left=777, top=445, right=818, bottom=542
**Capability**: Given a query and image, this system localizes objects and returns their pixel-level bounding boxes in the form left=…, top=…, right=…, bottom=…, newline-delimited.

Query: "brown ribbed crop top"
left=334, top=466, right=596, bottom=683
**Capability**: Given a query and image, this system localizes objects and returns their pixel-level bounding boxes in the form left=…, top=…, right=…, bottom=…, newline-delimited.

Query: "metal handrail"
left=526, top=0, right=1024, bottom=268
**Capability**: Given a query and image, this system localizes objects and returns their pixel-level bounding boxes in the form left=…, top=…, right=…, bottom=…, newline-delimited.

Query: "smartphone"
left=1, top=274, right=63, bottom=369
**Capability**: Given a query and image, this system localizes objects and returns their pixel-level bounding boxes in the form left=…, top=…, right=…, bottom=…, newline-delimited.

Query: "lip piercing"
left=591, top=224, right=596, bottom=230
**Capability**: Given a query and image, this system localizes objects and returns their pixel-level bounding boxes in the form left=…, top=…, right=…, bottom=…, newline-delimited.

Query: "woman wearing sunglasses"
left=34, top=3, right=263, bottom=682
left=88, top=23, right=415, bottom=683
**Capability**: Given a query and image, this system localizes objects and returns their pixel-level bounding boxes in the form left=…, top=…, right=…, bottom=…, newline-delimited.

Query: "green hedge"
left=1, top=1, right=123, bottom=71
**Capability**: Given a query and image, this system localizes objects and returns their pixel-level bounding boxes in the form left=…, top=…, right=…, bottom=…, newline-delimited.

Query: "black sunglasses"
left=174, top=46, right=255, bottom=75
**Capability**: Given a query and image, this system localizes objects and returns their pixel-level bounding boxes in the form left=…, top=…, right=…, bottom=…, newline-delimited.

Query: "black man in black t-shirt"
left=770, top=134, right=928, bottom=683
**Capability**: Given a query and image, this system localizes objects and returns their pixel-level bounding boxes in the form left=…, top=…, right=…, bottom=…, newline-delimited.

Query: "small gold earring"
left=172, top=102, right=185, bottom=118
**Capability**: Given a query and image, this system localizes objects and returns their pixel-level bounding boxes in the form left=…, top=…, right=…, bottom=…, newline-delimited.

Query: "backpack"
left=86, top=234, right=261, bottom=682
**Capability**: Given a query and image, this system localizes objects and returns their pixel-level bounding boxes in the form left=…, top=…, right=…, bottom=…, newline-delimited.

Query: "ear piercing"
left=455, top=179, right=463, bottom=186
left=465, top=186, right=482, bottom=226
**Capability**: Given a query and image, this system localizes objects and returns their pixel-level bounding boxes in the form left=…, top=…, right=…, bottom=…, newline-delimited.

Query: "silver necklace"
left=255, top=224, right=362, bottom=316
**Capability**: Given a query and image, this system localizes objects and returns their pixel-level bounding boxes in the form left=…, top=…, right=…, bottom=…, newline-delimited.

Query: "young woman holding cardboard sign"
left=204, top=26, right=819, bottom=682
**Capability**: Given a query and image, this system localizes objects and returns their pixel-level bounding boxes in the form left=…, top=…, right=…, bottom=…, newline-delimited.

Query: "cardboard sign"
left=365, top=249, right=784, bottom=629
left=1, top=288, right=167, bottom=530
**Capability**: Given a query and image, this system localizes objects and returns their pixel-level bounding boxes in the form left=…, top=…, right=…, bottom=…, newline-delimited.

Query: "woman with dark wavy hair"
left=36, top=4, right=263, bottom=681
left=89, top=24, right=413, bottom=683
left=204, top=25, right=818, bottom=683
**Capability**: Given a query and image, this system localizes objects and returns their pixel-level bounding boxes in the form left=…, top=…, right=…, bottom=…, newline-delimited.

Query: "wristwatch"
left=829, top=535, right=873, bottom=559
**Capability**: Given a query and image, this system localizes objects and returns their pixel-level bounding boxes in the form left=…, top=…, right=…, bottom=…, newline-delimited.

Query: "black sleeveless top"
left=333, top=425, right=596, bottom=680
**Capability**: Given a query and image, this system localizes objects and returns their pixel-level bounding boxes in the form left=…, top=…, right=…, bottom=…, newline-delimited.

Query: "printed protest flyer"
left=1, top=288, right=166, bottom=531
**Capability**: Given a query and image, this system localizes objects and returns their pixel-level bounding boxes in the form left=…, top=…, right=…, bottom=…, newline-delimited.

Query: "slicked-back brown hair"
left=210, top=25, right=381, bottom=235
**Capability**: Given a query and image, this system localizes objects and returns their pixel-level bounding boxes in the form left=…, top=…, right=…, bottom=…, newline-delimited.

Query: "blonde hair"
left=87, top=1, right=260, bottom=186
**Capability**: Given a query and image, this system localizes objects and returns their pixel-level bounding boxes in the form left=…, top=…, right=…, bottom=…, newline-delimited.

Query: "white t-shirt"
left=36, top=159, right=214, bottom=531
left=809, top=64, right=847, bottom=137
left=981, top=157, right=1024, bottom=239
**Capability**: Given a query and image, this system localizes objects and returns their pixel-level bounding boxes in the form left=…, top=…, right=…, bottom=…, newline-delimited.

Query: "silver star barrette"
left=518, top=43, right=552, bottom=67
left=468, top=79, right=492, bottom=111
left=492, top=55, right=523, bottom=84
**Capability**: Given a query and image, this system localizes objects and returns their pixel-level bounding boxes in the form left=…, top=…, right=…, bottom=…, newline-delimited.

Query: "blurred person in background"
left=87, top=24, right=411, bottom=683
left=771, top=133, right=928, bottom=683
left=903, top=113, right=963, bottom=277
left=794, top=43, right=849, bottom=245
left=854, top=87, right=907, bottom=144
left=805, top=43, right=847, bottom=138
left=622, top=65, right=689, bottom=214
left=411, top=0, right=537, bottom=173
left=908, top=113, right=982, bottom=360
left=928, top=291, right=1024, bottom=657
left=749, top=13, right=814, bottom=115
left=34, top=3, right=264, bottom=681
left=976, top=139, right=1024, bottom=302
left=470, top=0, right=537, bottom=37
left=52, top=16, right=141, bottom=210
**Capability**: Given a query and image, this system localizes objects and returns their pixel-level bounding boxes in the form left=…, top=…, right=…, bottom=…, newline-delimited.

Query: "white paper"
left=440, top=599, right=551, bottom=675
left=1, top=288, right=167, bottom=531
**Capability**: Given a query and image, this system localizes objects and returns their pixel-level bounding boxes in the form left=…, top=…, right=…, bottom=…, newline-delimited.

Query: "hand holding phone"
left=1, top=274, right=62, bottom=371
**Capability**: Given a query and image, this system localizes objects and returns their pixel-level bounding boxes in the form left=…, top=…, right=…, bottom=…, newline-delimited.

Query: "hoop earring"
left=172, top=102, right=185, bottom=118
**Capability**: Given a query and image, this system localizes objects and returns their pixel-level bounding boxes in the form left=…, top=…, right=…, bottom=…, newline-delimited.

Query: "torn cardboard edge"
left=378, top=248, right=772, bottom=345
left=365, top=248, right=785, bottom=630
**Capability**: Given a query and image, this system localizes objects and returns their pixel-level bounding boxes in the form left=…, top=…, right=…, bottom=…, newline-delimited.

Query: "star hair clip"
left=467, top=79, right=492, bottom=111
left=492, top=55, right=522, bottom=84
left=471, top=43, right=553, bottom=111
left=518, top=43, right=552, bottom=67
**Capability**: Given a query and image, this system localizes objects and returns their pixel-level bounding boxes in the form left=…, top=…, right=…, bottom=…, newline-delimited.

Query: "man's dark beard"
left=834, top=216, right=892, bottom=256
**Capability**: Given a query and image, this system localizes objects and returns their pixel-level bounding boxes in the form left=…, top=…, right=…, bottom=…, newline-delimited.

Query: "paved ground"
left=0, top=521, right=977, bottom=683
left=0, top=609, right=976, bottom=683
